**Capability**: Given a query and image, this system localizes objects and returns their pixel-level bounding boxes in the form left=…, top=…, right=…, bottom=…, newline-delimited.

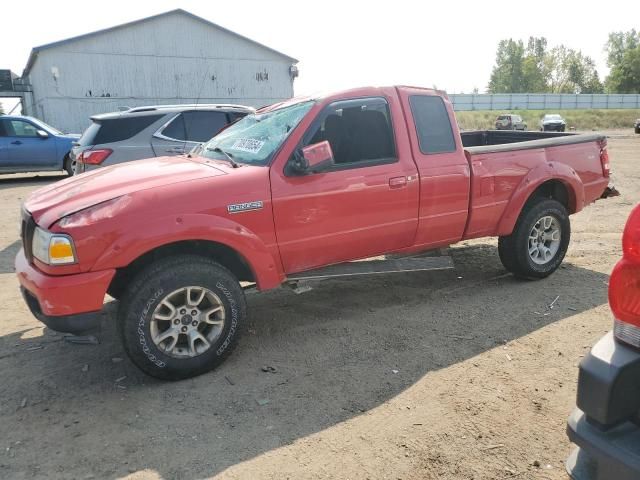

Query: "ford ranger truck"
left=16, top=86, right=616, bottom=380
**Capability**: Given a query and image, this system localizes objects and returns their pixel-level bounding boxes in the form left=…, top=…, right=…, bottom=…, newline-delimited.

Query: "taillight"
left=79, top=149, right=112, bottom=165
left=612, top=205, right=640, bottom=347
left=624, top=205, right=640, bottom=263
left=611, top=261, right=640, bottom=325
left=600, top=145, right=610, bottom=178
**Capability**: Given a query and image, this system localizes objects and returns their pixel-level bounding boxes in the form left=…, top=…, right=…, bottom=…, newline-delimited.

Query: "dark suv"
left=71, top=104, right=254, bottom=174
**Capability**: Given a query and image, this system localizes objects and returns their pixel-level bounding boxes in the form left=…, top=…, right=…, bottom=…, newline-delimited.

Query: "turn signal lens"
left=49, top=237, right=75, bottom=264
left=32, top=226, right=76, bottom=265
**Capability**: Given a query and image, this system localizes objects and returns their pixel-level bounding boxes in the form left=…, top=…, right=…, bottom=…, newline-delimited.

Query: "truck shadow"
left=0, top=240, right=21, bottom=274
left=0, top=244, right=609, bottom=479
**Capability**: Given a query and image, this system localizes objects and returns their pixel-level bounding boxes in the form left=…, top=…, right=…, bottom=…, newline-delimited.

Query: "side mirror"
left=293, top=141, right=335, bottom=175
left=36, top=129, right=49, bottom=139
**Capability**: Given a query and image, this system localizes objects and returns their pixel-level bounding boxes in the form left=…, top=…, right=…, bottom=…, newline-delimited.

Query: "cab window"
left=302, top=97, right=396, bottom=168
left=409, top=95, right=456, bottom=154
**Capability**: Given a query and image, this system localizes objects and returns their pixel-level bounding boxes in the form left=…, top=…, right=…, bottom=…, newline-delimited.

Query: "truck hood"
left=26, top=156, right=226, bottom=227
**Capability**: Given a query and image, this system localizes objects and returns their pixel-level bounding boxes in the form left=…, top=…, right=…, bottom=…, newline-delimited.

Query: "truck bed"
left=461, top=130, right=606, bottom=153
left=459, top=129, right=609, bottom=241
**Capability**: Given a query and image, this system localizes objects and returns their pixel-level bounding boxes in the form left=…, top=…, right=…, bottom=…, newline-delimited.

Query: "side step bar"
left=286, top=255, right=454, bottom=282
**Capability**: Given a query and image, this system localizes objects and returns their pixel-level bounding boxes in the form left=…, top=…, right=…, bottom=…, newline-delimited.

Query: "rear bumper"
left=567, top=409, right=640, bottom=480
left=566, top=332, right=640, bottom=479
left=15, top=248, right=114, bottom=332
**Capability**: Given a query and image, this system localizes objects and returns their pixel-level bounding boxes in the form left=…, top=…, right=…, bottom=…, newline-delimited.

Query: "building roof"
left=23, top=8, right=298, bottom=76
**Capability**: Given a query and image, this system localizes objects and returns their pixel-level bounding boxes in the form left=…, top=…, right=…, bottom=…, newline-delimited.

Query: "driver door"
left=270, top=96, right=419, bottom=274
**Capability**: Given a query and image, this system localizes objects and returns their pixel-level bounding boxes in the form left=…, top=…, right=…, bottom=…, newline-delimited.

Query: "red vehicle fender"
left=496, top=161, right=585, bottom=237
left=90, top=213, right=283, bottom=290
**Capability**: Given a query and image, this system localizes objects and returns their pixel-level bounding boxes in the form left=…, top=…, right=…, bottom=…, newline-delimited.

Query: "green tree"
left=605, top=30, right=640, bottom=93
left=521, top=37, right=549, bottom=92
left=487, top=39, right=525, bottom=93
left=546, top=47, right=603, bottom=93
left=488, top=37, right=602, bottom=93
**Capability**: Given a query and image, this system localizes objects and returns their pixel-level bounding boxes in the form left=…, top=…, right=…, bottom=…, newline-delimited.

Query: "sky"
left=1, top=0, right=639, bottom=115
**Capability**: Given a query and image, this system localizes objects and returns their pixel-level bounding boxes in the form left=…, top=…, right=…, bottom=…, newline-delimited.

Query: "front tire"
left=117, top=255, right=246, bottom=380
left=498, top=199, right=570, bottom=279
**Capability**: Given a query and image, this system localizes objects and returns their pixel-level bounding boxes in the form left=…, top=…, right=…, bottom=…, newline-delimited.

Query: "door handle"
left=11, top=140, right=22, bottom=145
left=165, top=146, right=184, bottom=153
left=389, top=176, right=407, bottom=188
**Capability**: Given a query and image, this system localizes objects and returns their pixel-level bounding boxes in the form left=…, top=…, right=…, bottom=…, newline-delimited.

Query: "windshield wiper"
left=206, top=147, right=239, bottom=168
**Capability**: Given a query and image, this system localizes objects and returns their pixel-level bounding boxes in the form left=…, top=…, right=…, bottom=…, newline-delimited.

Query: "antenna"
left=193, top=61, right=211, bottom=108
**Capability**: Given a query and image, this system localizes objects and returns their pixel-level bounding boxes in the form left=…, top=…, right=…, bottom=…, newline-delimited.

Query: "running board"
left=286, top=255, right=454, bottom=282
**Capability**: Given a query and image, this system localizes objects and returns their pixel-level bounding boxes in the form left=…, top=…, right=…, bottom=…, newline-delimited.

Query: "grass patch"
left=455, top=109, right=640, bottom=131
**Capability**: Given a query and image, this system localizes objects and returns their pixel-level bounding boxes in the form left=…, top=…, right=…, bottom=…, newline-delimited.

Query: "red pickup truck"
left=16, top=86, right=615, bottom=379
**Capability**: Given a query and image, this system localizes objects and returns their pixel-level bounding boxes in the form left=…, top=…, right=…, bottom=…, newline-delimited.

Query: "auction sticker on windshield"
left=230, top=138, right=265, bottom=154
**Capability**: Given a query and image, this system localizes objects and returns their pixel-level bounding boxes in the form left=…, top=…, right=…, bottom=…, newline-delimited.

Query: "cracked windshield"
left=202, top=100, right=315, bottom=165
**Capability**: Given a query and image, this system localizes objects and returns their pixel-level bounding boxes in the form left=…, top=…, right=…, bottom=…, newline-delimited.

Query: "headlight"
left=32, top=227, right=76, bottom=265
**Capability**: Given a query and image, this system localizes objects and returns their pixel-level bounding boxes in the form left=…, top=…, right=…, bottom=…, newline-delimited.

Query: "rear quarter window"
left=409, top=95, right=456, bottom=154
left=183, top=111, right=229, bottom=142
left=81, top=114, right=164, bottom=146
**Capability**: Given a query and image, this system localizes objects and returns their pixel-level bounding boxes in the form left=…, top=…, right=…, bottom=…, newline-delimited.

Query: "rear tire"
left=117, top=255, right=246, bottom=380
left=498, top=199, right=570, bottom=280
left=64, top=155, right=75, bottom=176
left=635, top=127, right=640, bottom=134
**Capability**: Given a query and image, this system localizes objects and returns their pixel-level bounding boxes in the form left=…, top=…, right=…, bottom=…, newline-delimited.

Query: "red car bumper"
left=15, top=248, right=115, bottom=333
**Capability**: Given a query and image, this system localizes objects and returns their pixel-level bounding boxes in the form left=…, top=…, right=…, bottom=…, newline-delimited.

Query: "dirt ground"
left=0, top=133, right=638, bottom=480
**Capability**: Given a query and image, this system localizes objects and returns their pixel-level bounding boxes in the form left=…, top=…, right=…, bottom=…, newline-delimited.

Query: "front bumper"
left=566, top=332, right=640, bottom=479
left=15, top=248, right=114, bottom=333
left=21, top=287, right=103, bottom=333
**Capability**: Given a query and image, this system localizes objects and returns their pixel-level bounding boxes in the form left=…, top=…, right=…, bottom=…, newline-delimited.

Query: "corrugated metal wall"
left=25, top=12, right=296, bottom=133
left=449, top=94, right=640, bottom=111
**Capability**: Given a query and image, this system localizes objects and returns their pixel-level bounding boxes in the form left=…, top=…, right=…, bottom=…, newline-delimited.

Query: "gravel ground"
left=0, top=133, right=638, bottom=480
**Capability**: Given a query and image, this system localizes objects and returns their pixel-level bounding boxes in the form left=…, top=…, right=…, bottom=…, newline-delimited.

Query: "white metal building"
left=21, top=9, right=298, bottom=133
